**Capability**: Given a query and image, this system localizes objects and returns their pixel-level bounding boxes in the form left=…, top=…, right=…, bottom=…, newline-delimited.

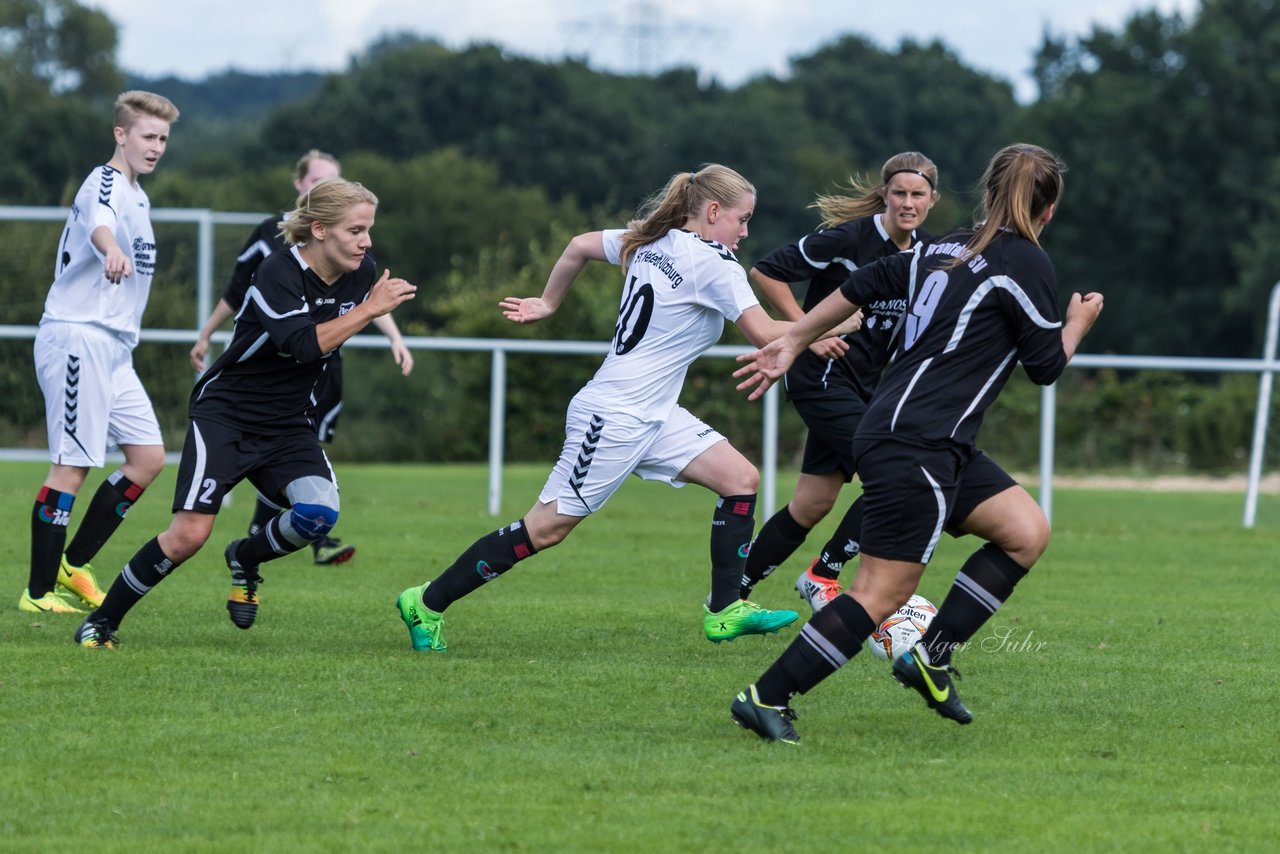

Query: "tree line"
left=3, top=0, right=1279, bottom=472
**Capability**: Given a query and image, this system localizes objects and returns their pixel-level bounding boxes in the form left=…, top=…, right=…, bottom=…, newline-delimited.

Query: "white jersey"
left=577, top=228, right=758, bottom=421
left=40, top=165, right=157, bottom=350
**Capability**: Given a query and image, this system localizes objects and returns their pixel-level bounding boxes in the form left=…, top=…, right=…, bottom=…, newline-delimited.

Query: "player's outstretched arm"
left=502, top=231, right=607, bottom=325
left=750, top=267, right=844, bottom=360
left=91, top=225, right=132, bottom=284
left=372, top=313, right=414, bottom=376
left=733, top=287, right=861, bottom=401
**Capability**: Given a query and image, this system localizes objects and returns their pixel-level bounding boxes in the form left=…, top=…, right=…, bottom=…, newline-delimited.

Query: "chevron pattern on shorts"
left=63, top=354, right=81, bottom=439
left=568, top=414, right=605, bottom=491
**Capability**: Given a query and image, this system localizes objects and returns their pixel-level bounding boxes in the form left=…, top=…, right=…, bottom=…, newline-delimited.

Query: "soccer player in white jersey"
left=396, top=164, right=805, bottom=652
left=729, top=144, right=1103, bottom=742
left=20, top=91, right=179, bottom=615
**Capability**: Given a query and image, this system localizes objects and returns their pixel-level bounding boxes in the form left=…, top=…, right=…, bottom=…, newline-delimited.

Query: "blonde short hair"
left=113, top=91, right=179, bottom=130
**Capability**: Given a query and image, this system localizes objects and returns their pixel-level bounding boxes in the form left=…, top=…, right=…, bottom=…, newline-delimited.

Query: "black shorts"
left=172, top=417, right=336, bottom=514
left=794, top=394, right=867, bottom=481
left=311, top=350, right=344, bottom=444
left=851, top=439, right=1016, bottom=563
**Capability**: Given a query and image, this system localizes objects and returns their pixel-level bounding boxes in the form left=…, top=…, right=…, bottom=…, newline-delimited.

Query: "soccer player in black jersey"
left=191, top=150, right=414, bottom=567
left=740, top=152, right=938, bottom=613
left=74, top=179, right=417, bottom=648
left=728, top=144, right=1103, bottom=741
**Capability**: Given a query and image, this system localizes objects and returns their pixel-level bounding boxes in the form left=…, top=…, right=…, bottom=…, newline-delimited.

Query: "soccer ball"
left=866, top=594, right=937, bottom=661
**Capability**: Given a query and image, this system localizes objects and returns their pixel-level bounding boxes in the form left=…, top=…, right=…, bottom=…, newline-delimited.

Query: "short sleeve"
left=86, top=168, right=125, bottom=241
left=601, top=229, right=626, bottom=266
left=698, top=255, right=757, bottom=323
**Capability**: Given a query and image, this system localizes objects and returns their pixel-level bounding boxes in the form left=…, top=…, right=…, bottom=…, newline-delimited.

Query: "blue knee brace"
left=288, top=502, right=338, bottom=541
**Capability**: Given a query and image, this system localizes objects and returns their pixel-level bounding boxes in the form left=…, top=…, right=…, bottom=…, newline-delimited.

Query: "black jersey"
left=224, top=214, right=286, bottom=310
left=843, top=229, right=1067, bottom=450
left=191, top=246, right=376, bottom=431
left=754, top=215, right=928, bottom=403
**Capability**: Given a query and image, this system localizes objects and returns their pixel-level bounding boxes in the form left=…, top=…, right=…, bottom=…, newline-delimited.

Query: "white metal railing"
left=0, top=324, right=782, bottom=517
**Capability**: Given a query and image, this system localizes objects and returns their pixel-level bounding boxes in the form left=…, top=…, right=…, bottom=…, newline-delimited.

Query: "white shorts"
left=34, top=322, right=163, bottom=467
left=538, top=394, right=725, bottom=516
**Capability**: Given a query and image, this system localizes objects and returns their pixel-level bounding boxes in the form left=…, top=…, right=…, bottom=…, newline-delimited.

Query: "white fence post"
left=196, top=209, right=214, bottom=328
left=1243, top=280, right=1280, bottom=528
left=1039, top=383, right=1057, bottom=525
left=488, top=349, right=507, bottom=517
left=762, top=384, right=779, bottom=519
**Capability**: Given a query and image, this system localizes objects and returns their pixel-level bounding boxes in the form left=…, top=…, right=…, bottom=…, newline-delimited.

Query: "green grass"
left=3, top=461, right=1278, bottom=851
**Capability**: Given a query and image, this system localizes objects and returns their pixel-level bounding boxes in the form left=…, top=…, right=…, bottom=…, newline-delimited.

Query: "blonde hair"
left=945, top=143, right=1064, bottom=269
left=620, top=164, right=755, bottom=265
left=295, top=149, right=341, bottom=183
left=279, top=179, right=379, bottom=245
left=812, top=151, right=938, bottom=228
left=113, top=91, right=179, bottom=130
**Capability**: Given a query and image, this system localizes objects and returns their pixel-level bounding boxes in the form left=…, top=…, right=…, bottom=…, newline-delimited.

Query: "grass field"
left=3, top=460, right=1278, bottom=852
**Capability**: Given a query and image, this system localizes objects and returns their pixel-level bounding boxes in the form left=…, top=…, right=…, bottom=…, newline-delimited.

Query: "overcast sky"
left=84, top=0, right=1198, bottom=102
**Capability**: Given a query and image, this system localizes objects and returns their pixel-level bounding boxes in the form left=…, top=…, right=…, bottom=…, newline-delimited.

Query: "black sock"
left=754, top=594, right=875, bottom=706
left=248, top=497, right=277, bottom=537
left=28, top=486, right=74, bottom=597
left=709, top=494, right=756, bottom=612
left=740, top=505, right=809, bottom=597
left=64, top=470, right=145, bottom=568
left=237, top=515, right=305, bottom=568
left=811, top=495, right=864, bottom=581
left=422, top=519, right=536, bottom=612
left=94, top=536, right=179, bottom=628
left=923, top=543, right=1029, bottom=666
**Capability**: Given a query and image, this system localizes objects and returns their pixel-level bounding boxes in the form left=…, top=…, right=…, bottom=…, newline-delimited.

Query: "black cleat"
left=75, top=616, right=119, bottom=649
left=225, top=539, right=263, bottom=630
left=892, top=643, right=973, bottom=725
left=731, top=684, right=800, bottom=744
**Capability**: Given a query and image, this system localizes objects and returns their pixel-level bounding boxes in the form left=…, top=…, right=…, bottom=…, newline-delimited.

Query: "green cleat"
left=892, top=642, right=973, bottom=725
left=731, top=684, right=800, bottom=744
left=312, top=535, right=355, bottom=566
left=704, top=599, right=798, bottom=643
left=396, top=584, right=447, bottom=652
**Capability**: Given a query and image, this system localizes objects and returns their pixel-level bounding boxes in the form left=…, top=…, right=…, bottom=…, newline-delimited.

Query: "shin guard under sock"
left=237, top=515, right=305, bottom=568
left=422, top=519, right=536, bottom=612
left=923, top=543, right=1029, bottom=666
left=65, top=470, right=144, bottom=568
left=94, top=537, right=179, bottom=628
left=812, top=495, right=865, bottom=581
left=709, top=494, right=756, bottom=612
left=29, top=486, right=74, bottom=597
left=740, top=505, right=810, bottom=596
left=754, top=594, right=876, bottom=705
